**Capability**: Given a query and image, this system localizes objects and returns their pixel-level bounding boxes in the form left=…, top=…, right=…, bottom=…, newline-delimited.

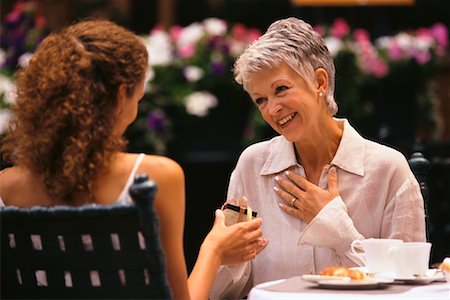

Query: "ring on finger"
left=291, top=197, right=298, bottom=207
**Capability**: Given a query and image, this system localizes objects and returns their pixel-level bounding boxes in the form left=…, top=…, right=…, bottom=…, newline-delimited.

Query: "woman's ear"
left=314, top=68, right=328, bottom=94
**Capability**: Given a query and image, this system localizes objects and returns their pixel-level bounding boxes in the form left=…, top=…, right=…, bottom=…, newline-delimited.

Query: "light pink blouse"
left=210, top=119, right=426, bottom=299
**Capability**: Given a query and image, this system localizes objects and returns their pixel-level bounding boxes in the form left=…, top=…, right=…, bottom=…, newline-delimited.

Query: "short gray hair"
left=234, top=17, right=338, bottom=115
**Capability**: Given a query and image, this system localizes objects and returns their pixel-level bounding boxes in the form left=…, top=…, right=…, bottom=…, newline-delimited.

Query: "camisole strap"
left=116, top=153, right=146, bottom=204
left=0, top=169, right=6, bottom=207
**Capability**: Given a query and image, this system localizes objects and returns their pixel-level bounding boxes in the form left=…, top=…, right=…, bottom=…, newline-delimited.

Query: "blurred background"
left=1, top=0, right=449, bottom=271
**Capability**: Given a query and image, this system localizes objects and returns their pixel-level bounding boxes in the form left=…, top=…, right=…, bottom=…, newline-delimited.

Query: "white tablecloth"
left=248, top=276, right=450, bottom=300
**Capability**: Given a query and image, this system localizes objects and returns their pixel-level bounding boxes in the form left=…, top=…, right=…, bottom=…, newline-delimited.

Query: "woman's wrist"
left=199, top=238, right=222, bottom=267
left=188, top=240, right=222, bottom=300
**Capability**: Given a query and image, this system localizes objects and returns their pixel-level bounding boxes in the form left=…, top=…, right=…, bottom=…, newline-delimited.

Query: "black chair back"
left=1, top=174, right=172, bottom=299
left=408, top=152, right=431, bottom=241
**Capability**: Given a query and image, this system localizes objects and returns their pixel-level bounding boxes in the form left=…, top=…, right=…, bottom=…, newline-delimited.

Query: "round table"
left=248, top=276, right=450, bottom=300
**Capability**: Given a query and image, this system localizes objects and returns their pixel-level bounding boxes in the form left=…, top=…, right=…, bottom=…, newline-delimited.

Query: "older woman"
left=0, top=19, right=267, bottom=300
left=210, top=17, right=425, bottom=299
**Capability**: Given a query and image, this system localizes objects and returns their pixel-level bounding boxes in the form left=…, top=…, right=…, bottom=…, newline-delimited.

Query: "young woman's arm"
left=188, top=210, right=268, bottom=300
left=142, top=155, right=190, bottom=300
left=141, top=155, right=268, bottom=300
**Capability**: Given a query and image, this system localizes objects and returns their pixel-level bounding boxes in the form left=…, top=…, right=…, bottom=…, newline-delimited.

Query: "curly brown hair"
left=1, top=19, right=149, bottom=204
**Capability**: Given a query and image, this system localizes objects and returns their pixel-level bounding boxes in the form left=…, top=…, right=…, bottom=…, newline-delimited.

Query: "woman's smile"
left=277, top=112, right=297, bottom=127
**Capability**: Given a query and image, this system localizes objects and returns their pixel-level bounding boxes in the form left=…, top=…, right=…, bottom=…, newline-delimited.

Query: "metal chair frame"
left=1, top=174, right=172, bottom=299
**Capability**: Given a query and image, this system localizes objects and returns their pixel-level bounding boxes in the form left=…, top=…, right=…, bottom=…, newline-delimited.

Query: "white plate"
left=393, top=270, right=445, bottom=284
left=301, top=274, right=351, bottom=283
left=350, top=267, right=445, bottom=284
left=316, top=279, right=388, bottom=290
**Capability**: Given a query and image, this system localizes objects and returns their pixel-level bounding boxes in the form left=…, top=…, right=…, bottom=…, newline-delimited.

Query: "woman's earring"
left=319, top=92, right=323, bottom=97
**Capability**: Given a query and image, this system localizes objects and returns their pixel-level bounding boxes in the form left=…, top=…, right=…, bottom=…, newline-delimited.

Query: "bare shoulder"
left=0, top=166, right=41, bottom=206
left=0, top=167, right=10, bottom=197
left=136, top=155, right=186, bottom=216
left=138, top=154, right=185, bottom=186
left=0, top=167, right=19, bottom=195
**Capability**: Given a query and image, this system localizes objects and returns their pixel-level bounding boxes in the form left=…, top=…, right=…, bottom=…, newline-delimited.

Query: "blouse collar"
left=260, top=118, right=365, bottom=177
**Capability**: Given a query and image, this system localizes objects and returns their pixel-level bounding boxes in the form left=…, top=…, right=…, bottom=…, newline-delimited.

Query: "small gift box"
left=222, top=198, right=257, bottom=226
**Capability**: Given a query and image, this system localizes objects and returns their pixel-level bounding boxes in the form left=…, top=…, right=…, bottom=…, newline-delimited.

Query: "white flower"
left=146, top=67, right=155, bottom=83
left=375, top=36, right=392, bottom=49
left=0, top=109, right=12, bottom=134
left=144, top=31, right=174, bottom=66
left=229, top=40, right=246, bottom=57
left=178, top=22, right=205, bottom=47
left=0, top=74, right=17, bottom=105
left=144, top=68, right=155, bottom=94
left=0, top=49, right=6, bottom=66
left=324, top=36, right=344, bottom=57
left=18, top=52, right=33, bottom=68
left=395, top=33, right=414, bottom=51
left=185, top=91, right=218, bottom=117
left=414, top=35, right=434, bottom=52
left=183, top=66, right=204, bottom=82
left=203, top=18, right=227, bottom=36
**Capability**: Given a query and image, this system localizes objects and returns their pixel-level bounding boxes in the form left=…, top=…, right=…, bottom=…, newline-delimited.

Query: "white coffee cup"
left=389, top=242, right=431, bottom=278
left=350, top=238, right=403, bottom=276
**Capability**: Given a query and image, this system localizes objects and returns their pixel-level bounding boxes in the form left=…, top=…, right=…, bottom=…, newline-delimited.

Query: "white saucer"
left=301, top=274, right=351, bottom=283
left=301, top=273, right=393, bottom=290
left=316, top=278, right=389, bottom=290
left=350, top=267, right=445, bottom=284
left=393, top=270, right=445, bottom=284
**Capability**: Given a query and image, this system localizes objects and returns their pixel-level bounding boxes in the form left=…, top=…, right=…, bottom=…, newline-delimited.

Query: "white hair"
left=234, top=17, right=338, bottom=115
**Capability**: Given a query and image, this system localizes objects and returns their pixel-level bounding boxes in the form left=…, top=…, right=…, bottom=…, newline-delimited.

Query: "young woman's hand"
left=202, top=209, right=269, bottom=266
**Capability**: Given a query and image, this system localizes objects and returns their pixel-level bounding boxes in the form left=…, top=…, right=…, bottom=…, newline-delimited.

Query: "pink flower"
left=35, top=16, right=46, bottom=29
left=416, top=27, right=431, bottom=38
left=6, top=1, right=28, bottom=23
left=246, top=28, right=262, bottom=42
left=371, top=59, right=389, bottom=78
left=388, top=41, right=403, bottom=61
left=430, top=23, right=448, bottom=47
left=331, top=18, right=350, bottom=39
left=170, top=25, right=183, bottom=42
left=232, top=23, right=248, bottom=41
left=415, top=51, right=431, bottom=65
left=177, top=43, right=196, bottom=59
left=353, top=29, right=370, bottom=42
left=313, top=25, right=325, bottom=37
left=357, top=39, right=375, bottom=56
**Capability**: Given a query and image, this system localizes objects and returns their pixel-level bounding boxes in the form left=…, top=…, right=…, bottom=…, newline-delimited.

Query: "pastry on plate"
left=439, top=257, right=450, bottom=284
left=320, top=266, right=366, bottom=280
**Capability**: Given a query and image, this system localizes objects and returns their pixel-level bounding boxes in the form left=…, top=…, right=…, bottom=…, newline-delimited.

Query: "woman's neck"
left=294, top=118, right=343, bottom=181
